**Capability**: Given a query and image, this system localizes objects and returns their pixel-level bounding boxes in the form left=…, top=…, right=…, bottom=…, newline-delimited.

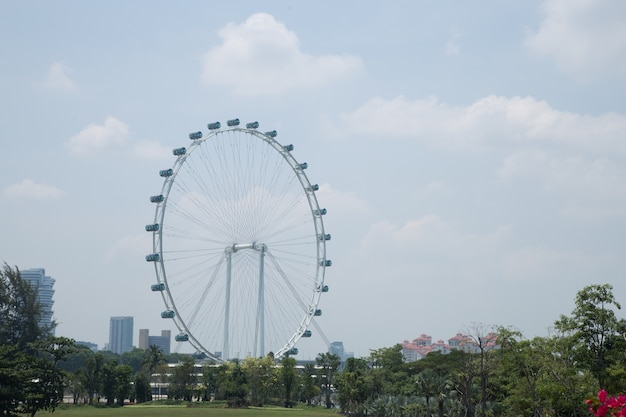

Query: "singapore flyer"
left=146, top=119, right=330, bottom=362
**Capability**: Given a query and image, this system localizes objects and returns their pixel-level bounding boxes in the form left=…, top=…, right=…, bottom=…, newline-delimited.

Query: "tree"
left=242, top=355, right=276, bottom=406
left=0, top=264, right=71, bottom=417
left=114, top=364, right=133, bottom=406
left=133, top=372, right=151, bottom=403
left=280, top=356, right=298, bottom=408
left=316, top=352, right=340, bottom=408
left=0, top=263, right=46, bottom=349
left=169, top=356, right=196, bottom=401
left=141, top=344, right=166, bottom=401
left=299, top=363, right=320, bottom=405
left=334, top=357, right=372, bottom=416
left=83, top=352, right=104, bottom=405
left=555, top=283, right=626, bottom=390
left=101, top=360, right=118, bottom=406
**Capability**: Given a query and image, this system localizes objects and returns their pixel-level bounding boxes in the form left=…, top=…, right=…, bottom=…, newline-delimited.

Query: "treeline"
left=3, top=260, right=626, bottom=417
left=330, top=283, right=626, bottom=417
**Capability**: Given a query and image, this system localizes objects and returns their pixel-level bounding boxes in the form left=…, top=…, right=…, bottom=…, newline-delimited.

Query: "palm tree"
left=142, top=345, right=165, bottom=399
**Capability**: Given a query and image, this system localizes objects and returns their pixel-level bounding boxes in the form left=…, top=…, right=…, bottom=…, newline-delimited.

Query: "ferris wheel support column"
left=224, top=248, right=233, bottom=360
left=256, top=244, right=267, bottom=357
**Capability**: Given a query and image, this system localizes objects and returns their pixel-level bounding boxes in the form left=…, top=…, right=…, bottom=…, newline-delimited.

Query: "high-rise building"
left=138, top=329, right=171, bottom=354
left=20, top=268, right=55, bottom=334
left=138, top=329, right=149, bottom=350
left=109, top=316, right=133, bottom=354
left=149, top=330, right=171, bottom=354
left=329, top=341, right=354, bottom=362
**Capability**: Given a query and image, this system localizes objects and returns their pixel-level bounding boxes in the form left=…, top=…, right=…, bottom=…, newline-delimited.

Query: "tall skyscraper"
left=20, top=268, right=55, bottom=334
left=109, top=316, right=134, bottom=354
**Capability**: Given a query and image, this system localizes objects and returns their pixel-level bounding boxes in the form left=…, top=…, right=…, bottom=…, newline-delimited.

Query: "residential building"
left=402, top=332, right=499, bottom=362
left=109, top=316, right=133, bottom=354
left=20, top=268, right=55, bottom=334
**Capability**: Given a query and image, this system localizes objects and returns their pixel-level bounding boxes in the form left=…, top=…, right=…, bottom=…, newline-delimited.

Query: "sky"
left=1, top=1, right=626, bottom=359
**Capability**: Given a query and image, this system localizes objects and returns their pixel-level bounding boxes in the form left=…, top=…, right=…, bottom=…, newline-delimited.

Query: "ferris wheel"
left=145, top=119, right=330, bottom=362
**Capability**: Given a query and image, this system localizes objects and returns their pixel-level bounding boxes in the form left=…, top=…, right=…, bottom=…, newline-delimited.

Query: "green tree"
left=114, top=364, right=133, bottom=406
left=299, top=363, right=320, bottom=405
left=141, top=344, right=166, bottom=401
left=101, top=360, right=118, bottom=406
left=119, top=348, right=144, bottom=374
left=217, top=359, right=248, bottom=407
left=133, top=372, right=151, bottom=403
left=83, top=352, right=104, bottom=405
left=334, top=357, right=372, bottom=416
left=316, top=352, right=340, bottom=408
left=555, top=283, right=626, bottom=390
left=242, top=355, right=276, bottom=406
left=0, top=263, right=46, bottom=349
left=0, top=265, right=71, bottom=417
left=280, top=356, right=298, bottom=408
left=169, top=356, right=196, bottom=401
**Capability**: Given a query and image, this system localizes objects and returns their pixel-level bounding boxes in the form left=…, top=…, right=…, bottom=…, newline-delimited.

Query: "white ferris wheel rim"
left=147, top=122, right=329, bottom=362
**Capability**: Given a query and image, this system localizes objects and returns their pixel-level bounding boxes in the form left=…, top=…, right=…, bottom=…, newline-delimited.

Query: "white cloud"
left=360, top=216, right=512, bottom=260
left=3, top=179, right=65, bottom=200
left=131, top=140, right=173, bottom=161
left=106, top=233, right=151, bottom=263
left=66, top=117, right=130, bottom=156
left=525, top=0, right=626, bottom=80
left=42, top=62, right=76, bottom=91
left=445, top=41, right=460, bottom=56
left=330, top=95, right=626, bottom=154
left=315, top=183, right=370, bottom=216
left=499, top=150, right=626, bottom=219
left=202, top=13, right=362, bottom=96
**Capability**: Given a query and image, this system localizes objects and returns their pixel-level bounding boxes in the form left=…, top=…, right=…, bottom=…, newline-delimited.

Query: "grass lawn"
left=51, top=403, right=339, bottom=417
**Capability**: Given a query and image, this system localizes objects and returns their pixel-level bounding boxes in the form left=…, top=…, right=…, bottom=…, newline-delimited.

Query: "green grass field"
left=52, top=404, right=339, bottom=417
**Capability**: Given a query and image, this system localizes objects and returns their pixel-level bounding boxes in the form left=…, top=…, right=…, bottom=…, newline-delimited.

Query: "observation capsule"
left=283, top=144, right=294, bottom=152
left=320, top=259, right=332, bottom=267
left=227, top=118, right=240, bottom=126
left=150, top=194, right=164, bottom=203
left=175, top=333, right=189, bottom=342
left=208, top=121, right=221, bottom=130
left=246, top=121, right=259, bottom=129
left=173, top=147, right=186, bottom=156
left=322, top=285, right=329, bottom=292
left=145, top=223, right=160, bottom=232
left=151, top=283, right=165, bottom=292
left=159, top=168, right=173, bottom=177
left=314, top=309, right=322, bottom=316
left=307, top=184, right=319, bottom=192
left=161, top=310, right=175, bottom=319
left=288, top=348, right=299, bottom=355
left=189, top=131, right=202, bottom=140
left=313, top=208, right=327, bottom=216
left=318, top=234, right=331, bottom=241
left=145, top=253, right=160, bottom=262
left=264, top=130, right=277, bottom=138
left=298, top=162, right=308, bottom=170
left=302, top=330, right=312, bottom=337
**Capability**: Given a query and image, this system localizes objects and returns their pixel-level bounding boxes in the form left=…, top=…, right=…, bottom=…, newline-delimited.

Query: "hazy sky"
left=1, top=1, right=625, bottom=359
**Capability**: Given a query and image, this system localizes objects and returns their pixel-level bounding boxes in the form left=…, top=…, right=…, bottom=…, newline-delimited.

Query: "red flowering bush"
left=587, top=390, right=626, bottom=417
